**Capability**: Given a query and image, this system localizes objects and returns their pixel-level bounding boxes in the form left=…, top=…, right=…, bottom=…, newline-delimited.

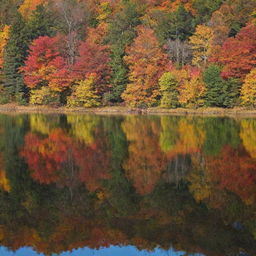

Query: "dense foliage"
left=0, top=0, right=256, bottom=108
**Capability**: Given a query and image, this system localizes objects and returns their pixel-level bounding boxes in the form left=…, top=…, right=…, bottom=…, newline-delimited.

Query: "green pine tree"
left=3, top=6, right=55, bottom=103
left=27, top=4, right=56, bottom=39
left=3, top=13, right=30, bottom=103
left=203, top=64, right=241, bottom=108
left=156, top=4, right=195, bottom=44
left=107, top=0, right=142, bottom=102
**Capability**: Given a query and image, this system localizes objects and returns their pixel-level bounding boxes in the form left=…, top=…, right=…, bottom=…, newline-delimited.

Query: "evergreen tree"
left=156, top=4, right=195, bottom=44
left=3, top=6, right=55, bottom=103
left=0, top=0, right=21, bottom=25
left=107, top=0, right=142, bottom=102
left=222, top=78, right=241, bottom=108
left=203, top=64, right=240, bottom=108
left=192, top=0, right=224, bottom=24
left=3, top=13, right=30, bottom=102
left=27, top=4, right=56, bottom=39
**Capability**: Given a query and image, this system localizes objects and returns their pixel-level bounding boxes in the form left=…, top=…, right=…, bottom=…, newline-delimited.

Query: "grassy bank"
left=1, top=104, right=256, bottom=117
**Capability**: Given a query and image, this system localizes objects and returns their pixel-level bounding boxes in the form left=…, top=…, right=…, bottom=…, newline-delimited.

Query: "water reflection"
left=0, top=114, right=255, bottom=255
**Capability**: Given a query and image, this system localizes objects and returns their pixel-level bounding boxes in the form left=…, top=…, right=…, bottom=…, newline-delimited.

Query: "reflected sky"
left=0, top=246, right=200, bottom=256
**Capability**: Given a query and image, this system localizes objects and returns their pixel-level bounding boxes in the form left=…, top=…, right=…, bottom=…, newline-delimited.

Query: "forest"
left=0, top=0, right=256, bottom=108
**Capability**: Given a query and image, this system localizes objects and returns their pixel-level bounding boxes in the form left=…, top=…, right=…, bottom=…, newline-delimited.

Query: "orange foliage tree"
left=122, top=25, right=169, bottom=107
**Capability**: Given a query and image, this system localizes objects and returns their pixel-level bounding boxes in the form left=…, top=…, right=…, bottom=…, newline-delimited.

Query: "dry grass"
left=0, top=104, right=256, bottom=117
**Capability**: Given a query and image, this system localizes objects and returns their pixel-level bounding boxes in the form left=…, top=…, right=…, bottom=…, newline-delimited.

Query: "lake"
left=0, top=113, right=255, bottom=256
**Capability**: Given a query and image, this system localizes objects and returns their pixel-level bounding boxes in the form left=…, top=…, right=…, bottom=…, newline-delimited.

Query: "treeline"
left=0, top=0, right=256, bottom=108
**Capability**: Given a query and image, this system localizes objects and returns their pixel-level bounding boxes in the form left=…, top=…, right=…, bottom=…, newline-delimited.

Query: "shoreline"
left=1, top=104, right=256, bottom=117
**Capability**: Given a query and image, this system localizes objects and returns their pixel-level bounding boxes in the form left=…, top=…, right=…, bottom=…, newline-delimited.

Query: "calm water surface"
left=0, top=114, right=256, bottom=256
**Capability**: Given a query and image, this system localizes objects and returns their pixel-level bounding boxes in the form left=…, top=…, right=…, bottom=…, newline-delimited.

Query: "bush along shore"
left=0, top=1, right=256, bottom=110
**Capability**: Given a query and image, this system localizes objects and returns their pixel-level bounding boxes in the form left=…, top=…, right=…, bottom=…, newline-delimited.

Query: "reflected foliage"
left=0, top=114, right=255, bottom=255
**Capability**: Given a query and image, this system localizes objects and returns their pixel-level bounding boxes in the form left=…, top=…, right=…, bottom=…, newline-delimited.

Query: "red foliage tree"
left=213, top=23, right=256, bottom=80
left=21, top=36, right=71, bottom=91
left=72, top=41, right=111, bottom=95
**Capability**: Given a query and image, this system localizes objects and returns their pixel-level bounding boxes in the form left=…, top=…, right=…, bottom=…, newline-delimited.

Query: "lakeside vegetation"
left=0, top=0, right=256, bottom=108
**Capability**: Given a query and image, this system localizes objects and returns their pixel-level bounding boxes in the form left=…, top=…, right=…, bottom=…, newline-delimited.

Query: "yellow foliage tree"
left=178, top=74, right=205, bottom=107
left=96, top=1, right=112, bottom=22
left=0, top=25, right=10, bottom=69
left=67, top=75, right=101, bottom=108
left=167, top=67, right=205, bottom=107
left=240, top=68, right=256, bottom=106
left=189, top=25, right=214, bottom=68
left=29, top=87, right=60, bottom=105
left=19, top=0, right=47, bottom=17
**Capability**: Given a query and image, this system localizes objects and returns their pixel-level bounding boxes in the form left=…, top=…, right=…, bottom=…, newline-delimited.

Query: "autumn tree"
left=159, top=72, right=179, bottom=108
left=29, top=87, right=60, bottom=105
left=207, top=0, right=256, bottom=60
left=67, top=75, right=100, bottom=107
left=214, top=23, right=256, bottom=80
left=0, top=25, right=10, bottom=93
left=189, top=25, right=214, bottom=68
left=177, top=67, right=205, bottom=107
left=240, top=68, right=256, bottom=107
left=122, top=26, right=169, bottom=107
left=21, top=36, right=71, bottom=102
left=19, top=0, right=48, bottom=18
left=0, top=25, right=10, bottom=71
left=72, top=40, right=110, bottom=96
